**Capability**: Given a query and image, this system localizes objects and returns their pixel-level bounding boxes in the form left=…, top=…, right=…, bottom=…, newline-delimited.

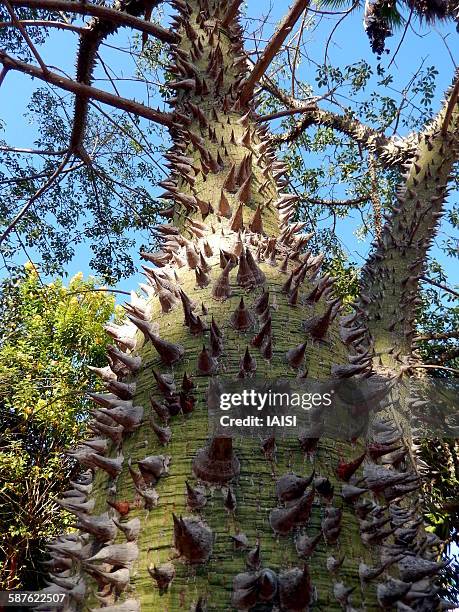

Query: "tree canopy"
left=0, top=267, right=116, bottom=589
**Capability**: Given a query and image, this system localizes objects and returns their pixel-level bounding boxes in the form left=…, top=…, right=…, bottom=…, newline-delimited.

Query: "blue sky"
left=0, top=0, right=458, bottom=295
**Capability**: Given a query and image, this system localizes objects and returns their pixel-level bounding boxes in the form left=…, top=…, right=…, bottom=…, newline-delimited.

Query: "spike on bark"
left=193, top=436, right=240, bottom=483
left=230, top=297, right=255, bottom=330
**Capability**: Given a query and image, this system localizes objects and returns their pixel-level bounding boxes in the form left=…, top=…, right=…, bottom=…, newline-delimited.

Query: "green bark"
left=42, top=1, right=455, bottom=610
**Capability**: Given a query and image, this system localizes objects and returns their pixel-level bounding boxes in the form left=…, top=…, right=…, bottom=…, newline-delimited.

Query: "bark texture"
left=40, top=1, right=459, bottom=610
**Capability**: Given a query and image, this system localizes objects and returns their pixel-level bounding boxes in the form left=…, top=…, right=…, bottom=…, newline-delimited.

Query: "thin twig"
left=414, top=330, right=459, bottom=342
left=241, top=0, right=310, bottom=104
left=2, top=0, right=49, bottom=73
left=0, top=65, right=9, bottom=87
left=420, top=275, right=459, bottom=299
left=65, top=288, right=130, bottom=296
left=387, top=5, right=414, bottom=70
left=441, top=71, right=459, bottom=137
left=304, top=195, right=370, bottom=206
left=8, top=0, right=178, bottom=43
left=0, top=152, right=71, bottom=246
left=0, top=19, right=85, bottom=33
left=406, top=364, right=459, bottom=375
left=0, top=145, right=67, bottom=155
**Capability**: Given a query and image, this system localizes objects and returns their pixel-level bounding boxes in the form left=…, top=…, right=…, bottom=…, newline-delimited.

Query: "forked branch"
left=241, top=0, right=310, bottom=104
left=7, top=0, right=178, bottom=43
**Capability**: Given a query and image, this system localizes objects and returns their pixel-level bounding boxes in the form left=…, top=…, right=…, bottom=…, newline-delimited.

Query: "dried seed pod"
left=269, top=488, right=315, bottom=535
left=193, top=436, right=240, bottom=483
left=173, top=514, right=213, bottom=564
left=230, top=297, right=255, bottom=331
left=279, top=565, right=313, bottom=612
left=148, top=562, right=176, bottom=591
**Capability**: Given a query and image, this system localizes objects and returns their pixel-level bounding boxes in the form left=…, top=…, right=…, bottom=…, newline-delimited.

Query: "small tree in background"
left=0, top=267, right=116, bottom=589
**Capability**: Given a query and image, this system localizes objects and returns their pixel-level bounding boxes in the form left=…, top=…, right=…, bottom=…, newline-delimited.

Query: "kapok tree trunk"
left=43, top=1, right=459, bottom=610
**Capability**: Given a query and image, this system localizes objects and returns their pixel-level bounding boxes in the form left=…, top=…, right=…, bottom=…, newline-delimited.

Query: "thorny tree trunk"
left=41, top=1, right=459, bottom=610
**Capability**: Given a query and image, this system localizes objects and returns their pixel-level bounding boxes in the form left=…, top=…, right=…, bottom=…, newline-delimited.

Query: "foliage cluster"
left=0, top=267, right=115, bottom=589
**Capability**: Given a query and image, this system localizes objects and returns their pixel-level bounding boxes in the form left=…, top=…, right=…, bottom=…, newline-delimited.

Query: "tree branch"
left=7, top=0, right=177, bottom=43
left=261, top=78, right=417, bottom=168
left=221, top=0, right=244, bottom=28
left=0, top=152, right=71, bottom=246
left=414, top=331, right=459, bottom=342
left=241, top=0, right=310, bottom=104
left=0, top=50, right=174, bottom=128
left=2, top=0, right=48, bottom=73
left=420, top=275, right=459, bottom=299
left=303, top=195, right=371, bottom=206
left=0, top=145, right=68, bottom=155
left=0, top=19, right=84, bottom=33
